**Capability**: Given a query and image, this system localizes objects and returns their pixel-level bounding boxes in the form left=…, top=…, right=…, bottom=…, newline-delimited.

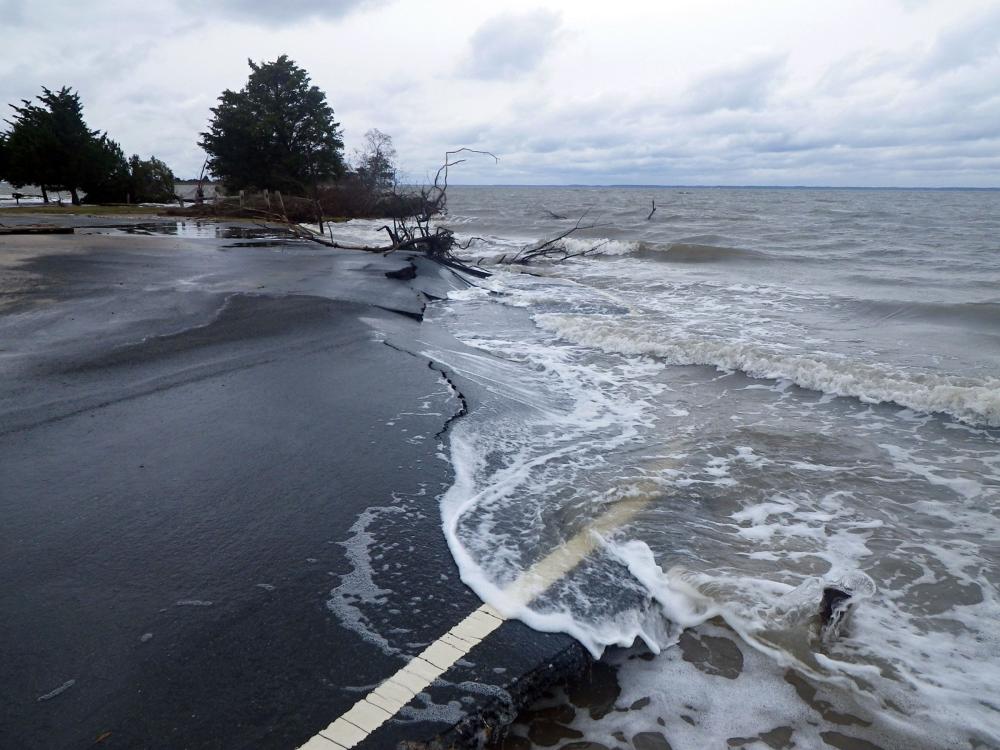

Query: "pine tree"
left=0, top=132, right=9, bottom=186
left=3, top=87, right=106, bottom=204
left=79, top=136, right=130, bottom=204
left=200, top=55, right=344, bottom=194
left=128, top=155, right=176, bottom=203
left=2, top=86, right=177, bottom=205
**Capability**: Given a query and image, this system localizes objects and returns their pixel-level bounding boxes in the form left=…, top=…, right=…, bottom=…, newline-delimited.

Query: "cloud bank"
left=463, top=10, right=563, bottom=80
left=1, top=0, right=997, bottom=187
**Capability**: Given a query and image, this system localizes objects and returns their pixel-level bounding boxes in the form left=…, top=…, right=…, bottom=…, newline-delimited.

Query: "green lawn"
left=0, top=204, right=167, bottom=216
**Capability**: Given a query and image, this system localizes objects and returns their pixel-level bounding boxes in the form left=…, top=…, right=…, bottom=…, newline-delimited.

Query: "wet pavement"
left=0, top=218, right=585, bottom=750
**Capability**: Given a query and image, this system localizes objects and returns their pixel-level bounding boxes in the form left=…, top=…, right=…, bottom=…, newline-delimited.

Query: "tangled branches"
left=494, top=212, right=611, bottom=264
left=285, top=148, right=496, bottom=262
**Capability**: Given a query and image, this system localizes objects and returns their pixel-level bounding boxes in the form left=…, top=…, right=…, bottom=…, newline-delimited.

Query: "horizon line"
left=158, top=179, right=1000, bottom=191
left=439, top=182, right=1000, bottom=191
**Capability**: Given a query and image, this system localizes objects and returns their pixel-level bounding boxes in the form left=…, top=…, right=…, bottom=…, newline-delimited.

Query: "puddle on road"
left=81, top=221, right=295, bottom=241
left=223, top=241, right=296, bottom=248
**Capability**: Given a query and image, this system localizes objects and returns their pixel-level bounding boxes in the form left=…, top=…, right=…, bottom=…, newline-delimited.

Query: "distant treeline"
left=0, top=54, right=400, bottom=216
left=0, top=87, right=175, bottom=205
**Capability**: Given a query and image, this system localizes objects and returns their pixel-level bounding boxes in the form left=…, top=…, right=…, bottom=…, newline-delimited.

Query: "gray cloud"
left=681, top=54, right=786, bottom=114
left=463, top=10, right=562, bottom=80
left=187, top=0, right=388, bottom=24
left=915, top=6, right=1000, bottom=75
left=1, top=1, right=998, bottom=187
left=0, top=0, right=25, bottom=24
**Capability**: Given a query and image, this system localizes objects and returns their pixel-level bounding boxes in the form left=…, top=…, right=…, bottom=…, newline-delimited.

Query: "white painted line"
left=363, top=691, right=399, bottom=714
left=439, top=632, right=476, bottom=650
left=480, top=603, right=504, bottom=619
left=387, top=669, right=426, bottom=695
left=296, top=604, right=503, bottom=749
left=372, top=679, right=415, bottom=705
left=455, top=612, right=501, bottom=640
left=297, top=455, right=681, bottom=749
left=298, top=736, right=342, bottom=749
left=402, top=656, right=446, bottom=682
left=318, top=718, right=366, bottom=747
left=341, top=701, right=393, bottom=733
left=419, top=641, right=466, bottom=670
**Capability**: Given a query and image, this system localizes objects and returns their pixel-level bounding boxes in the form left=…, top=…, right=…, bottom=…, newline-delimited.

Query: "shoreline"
left=0, top=214, right=588, bottom=749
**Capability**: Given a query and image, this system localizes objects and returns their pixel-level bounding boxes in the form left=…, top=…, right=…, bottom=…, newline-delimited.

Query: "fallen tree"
left=170, top=149, right=617, bottom=274
left=236, top=148, right=498, bottom=278
left=491, top=211, right=611, bottom=264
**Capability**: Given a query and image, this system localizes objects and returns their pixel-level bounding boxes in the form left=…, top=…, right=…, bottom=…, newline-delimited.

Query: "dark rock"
left=759, top=726, right=795, bottom=749
left=522, top=703, right=576, bottom=725
left=566, top=661, right=621, bottom=720
left=527, top=719, right=583, bottom=746
left=820, top=730, right=887, bottom=750
left=499, top=734, right=532, bottom=750
left=678, top=631, right=744, bottom=679
left=632, top=730, right=673, bottom=750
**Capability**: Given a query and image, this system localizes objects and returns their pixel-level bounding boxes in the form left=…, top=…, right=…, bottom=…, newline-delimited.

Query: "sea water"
left=347, top=186, right=1000, bottom=749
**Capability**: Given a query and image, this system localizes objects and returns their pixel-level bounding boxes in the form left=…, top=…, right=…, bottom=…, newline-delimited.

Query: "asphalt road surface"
left=0, top=219, right=584, bottom=750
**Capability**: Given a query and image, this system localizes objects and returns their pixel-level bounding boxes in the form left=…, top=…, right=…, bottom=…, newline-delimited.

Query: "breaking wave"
left=558, top=237, right=640, bottom=256
left=542, top=239, right=775, bottom=263
left=639, top=242, right=774, bottom=263
left=537, top=314, right=1000, bottom=426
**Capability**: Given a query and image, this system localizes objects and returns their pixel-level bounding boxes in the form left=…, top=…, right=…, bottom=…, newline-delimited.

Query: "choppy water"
left=337, top=186, right=1000, bottom=749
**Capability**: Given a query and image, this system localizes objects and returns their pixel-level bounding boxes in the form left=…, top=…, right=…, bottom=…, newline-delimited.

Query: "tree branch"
left=496, top=211, right=611, bottom=264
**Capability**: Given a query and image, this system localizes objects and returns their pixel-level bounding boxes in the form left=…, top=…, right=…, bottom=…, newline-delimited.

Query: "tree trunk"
left=70, top=187, right=80, bottom=206
left=41, top=186, right=50, bottom=204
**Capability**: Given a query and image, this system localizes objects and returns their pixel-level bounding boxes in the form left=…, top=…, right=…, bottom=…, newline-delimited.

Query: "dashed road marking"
left=298, top=458, right=679, bottom=749
left=301, top=603, right=504, bottom=748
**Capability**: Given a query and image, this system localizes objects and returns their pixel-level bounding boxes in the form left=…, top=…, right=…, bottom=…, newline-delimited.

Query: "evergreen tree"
left=3, top=94, right=60, bottom=199
left=79, top=136, right=131, bottom=204
left=128, top=155, right=176, bottom=203
left=2, top=86, right=178, bottom=205
left=200, top=55, right=344, bottom=194
left=0, top=132, right=8, bottom=182
left=3, top=87, right=106, bottom=204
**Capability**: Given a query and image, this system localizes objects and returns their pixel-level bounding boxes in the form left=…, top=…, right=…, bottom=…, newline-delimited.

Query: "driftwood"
left=240, top=148, right=498, bottom=279
left=494, top=212, right=610, bottom=264
left=647, top=199, right=656, bottom=220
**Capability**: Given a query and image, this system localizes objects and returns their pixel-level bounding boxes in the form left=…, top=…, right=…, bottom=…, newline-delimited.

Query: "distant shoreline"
left=441, top=183, right=1000, bottom=191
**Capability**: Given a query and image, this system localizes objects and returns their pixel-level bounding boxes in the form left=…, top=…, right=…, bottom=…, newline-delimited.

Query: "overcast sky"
left=2, top=0, right=998, bottom=186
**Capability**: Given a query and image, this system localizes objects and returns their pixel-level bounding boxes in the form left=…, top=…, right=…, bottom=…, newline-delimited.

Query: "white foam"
left=326, top=505, right=405, bottom=656
left=428, top=227, right=1000, bottom=747
left=558, top=236, right=640, bottom=256
left=538, top=314, right=1000, bottom=426
left=599, top=543, right=1000, bottom=747
left=560, top=621, right=959, bottom=750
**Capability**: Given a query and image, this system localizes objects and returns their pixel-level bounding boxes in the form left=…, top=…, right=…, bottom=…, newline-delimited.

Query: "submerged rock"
left=632, top=731, right=673, bottom=750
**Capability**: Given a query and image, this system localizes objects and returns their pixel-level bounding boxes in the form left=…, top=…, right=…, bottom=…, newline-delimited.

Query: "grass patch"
left=0, top=205, right=168, bottom=217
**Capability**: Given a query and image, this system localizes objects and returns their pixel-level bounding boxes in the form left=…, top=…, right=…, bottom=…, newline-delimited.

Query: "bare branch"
left=456, top=235, right=488, bottom=250
left=496, top=211, right=611, bottom=264
left=430, top=148, right=499, bottom=210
